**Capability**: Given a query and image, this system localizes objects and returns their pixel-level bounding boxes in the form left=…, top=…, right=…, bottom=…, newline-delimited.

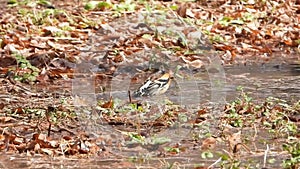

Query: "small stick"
left=208, top=157, right=222, bottom=169
left=128, top=90, right=132, bottom=103
left=263, top=144, right=269, bottom=168
left=47, top=122, right=52, bottom=137
left=46, top=106, right=54, bottom=137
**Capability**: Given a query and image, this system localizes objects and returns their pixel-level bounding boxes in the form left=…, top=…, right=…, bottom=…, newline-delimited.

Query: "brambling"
left=134, top=70, right=172, bottom=97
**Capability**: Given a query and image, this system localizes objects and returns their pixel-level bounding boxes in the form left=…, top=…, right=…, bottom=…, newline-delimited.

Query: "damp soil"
left=0, top=61, right=299, bottom=169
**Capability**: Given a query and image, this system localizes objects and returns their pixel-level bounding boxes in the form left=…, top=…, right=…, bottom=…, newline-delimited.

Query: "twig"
left=252, top=123, right=258, bottom=151
left=263, top=144, right=269, bottom=168
left=222, top=149, right=233, bottom=159
left=46, top=106, right=55, bottom=137
left=208, top=157, right=222, bottom=169
left=128, top=90, right=132, bottom=103
left=166, top=5, right=188, bottom=27
left=56, top=125, right=76, bottom=135
left=47, top=122, right=52, bottom=137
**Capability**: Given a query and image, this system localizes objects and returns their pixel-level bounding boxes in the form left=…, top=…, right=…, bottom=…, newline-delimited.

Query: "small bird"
left=134, top=70, right=172, bottom=97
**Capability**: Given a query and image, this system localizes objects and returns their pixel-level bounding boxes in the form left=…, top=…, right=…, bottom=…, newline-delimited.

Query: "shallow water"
left=224, top=63, right=300, bottom=101
left=104, top=62, right=300, bottom=106
left=1, top=62, right=299, bottom=169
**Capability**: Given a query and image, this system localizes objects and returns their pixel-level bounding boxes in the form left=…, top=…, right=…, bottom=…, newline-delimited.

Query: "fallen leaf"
left=201, top=137, right=216, bottom=150
left=102, top=96, right=113, bottom=108
left=0, top=116, right=17, bottom=123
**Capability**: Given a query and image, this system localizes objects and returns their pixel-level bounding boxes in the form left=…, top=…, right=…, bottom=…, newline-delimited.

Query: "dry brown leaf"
left=40, top=148, right=54, bottom=156
left=181, top=57, right=204, bottom=68
left=0, top=135, right=5, bottom=142
left=13, top=137, right=23, bottom=145
left=34, top=142, right=41, bottom=152
left=0, top=116, right=17, bottom=123
left=176, top=4, right=187, bottom=18
left=102, top=96, right=113, bottom=108
left=227, top=131, right=242, bottom=153
left=201, top=137, right=216, bottom=150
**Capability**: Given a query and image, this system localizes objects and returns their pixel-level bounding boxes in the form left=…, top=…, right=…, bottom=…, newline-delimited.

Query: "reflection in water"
left=224, top=63, right=300, bottom=101
left=99, top=63, right=300, bottom=105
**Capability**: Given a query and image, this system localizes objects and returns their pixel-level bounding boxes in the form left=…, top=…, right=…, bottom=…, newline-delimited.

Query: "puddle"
left=0, top=62, right=299, bottom=168
left=224, top=63, right=300, bottom=101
